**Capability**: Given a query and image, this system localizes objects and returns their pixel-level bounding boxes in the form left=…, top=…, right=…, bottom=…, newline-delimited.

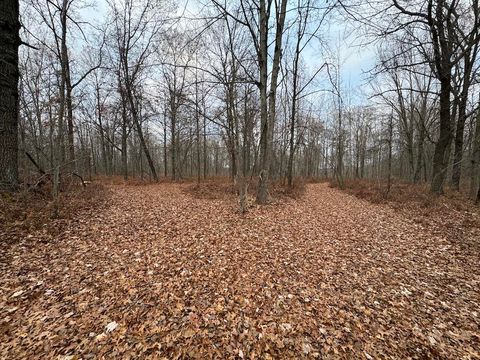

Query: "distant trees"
left=451, top=28, right=480, bottom=191
left=286, top=0, right=327, bottom=188
left=28, top=0, right=98, bottom=171
left=0, top=0, right=477, bottom=208
left=471, top=100, right=480, bottom=202
left=159, top=31, right=193, bottom=181
left=372, top=48, right=436, bottom=184
left=355, top=0, right=480, bottom=194
left=109, top=0, right=161, bottom=182
left=211, top=0, right=288, bottom=203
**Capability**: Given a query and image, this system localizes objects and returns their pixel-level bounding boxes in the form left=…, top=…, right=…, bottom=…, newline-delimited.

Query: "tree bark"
left=170, top=94, right=177, bottom=181
left=195, top=81, right=201, bottom=184
left=119, top=81, right=128, bottom=180
left=287, top=15, right=302, bottom=188
left=0, top=0, right=20, bottom=191
left=163, top=106, right=168, bottom=178
left=451, top=53, right=475, bottom=190
left=256, top=0, right=288, bottom=203
left=126, top=88, right=158, bottom=182
left=430, top=76, right=453, bottom=194
left=62, top=0, right=75, bottom=170
left=470, top=106, right=480, bottom=201
left=256, top=0, right=270, bottom=203
left=451, top=93, right=467, bottom=190
left=66, top=58, right=75, bottom=168
left=386, top=114, right=394, bottom=195
left=429, top=0, right=455, bottom=194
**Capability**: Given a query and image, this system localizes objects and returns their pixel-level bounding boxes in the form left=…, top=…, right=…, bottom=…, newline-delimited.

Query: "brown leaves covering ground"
left=334, top=179, right=480, bottom=250
left=186, top=177, right=306, bottom=201
left=1, top=182, right=479, bottom=359
left=0, top=183, right=108, bottom=245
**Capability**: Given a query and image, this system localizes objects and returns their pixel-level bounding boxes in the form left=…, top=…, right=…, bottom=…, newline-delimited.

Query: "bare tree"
left=109, top=0, right=161, bottom=182
left=212, top=0, right=288, bottom=203
left=470, top=99, right=480, bottom=201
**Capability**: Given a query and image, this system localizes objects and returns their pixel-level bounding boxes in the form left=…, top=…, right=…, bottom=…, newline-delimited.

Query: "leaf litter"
left=0, top=182, right=479, bottom=359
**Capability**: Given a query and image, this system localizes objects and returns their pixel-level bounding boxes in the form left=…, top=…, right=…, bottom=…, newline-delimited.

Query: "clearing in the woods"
left=1, top=183, right=479, bottom=359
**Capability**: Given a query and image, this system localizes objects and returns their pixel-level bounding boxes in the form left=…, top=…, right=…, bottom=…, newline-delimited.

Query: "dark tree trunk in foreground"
left=430, top=77, right=452, bottom=194
left=0, top=0, right=20, bottom=191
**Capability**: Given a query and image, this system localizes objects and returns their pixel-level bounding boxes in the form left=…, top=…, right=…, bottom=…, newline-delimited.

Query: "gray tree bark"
left=256, top=0, right=288, bottom=203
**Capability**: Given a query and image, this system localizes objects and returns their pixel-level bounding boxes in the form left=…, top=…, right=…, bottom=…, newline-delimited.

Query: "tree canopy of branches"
left=1, top=0, right=479, bottom=203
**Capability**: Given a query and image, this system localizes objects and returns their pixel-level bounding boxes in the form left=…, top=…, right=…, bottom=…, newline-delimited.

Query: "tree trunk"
left=430, top=77, right=453, bottom=194
left=170, top=96, right=176, bottom=181
left=195, top=68, right=201, bottom=184
left=96, top=83, right=109, bottom=175
left=451, top=95, right=467, bottom=190
left=256, top=0, right=269, bottom=203
left=120, top=86, right=128, bottom=180
left=0, top=0, right=20, bottom=191
left=414, top=127, right=425, bottom=183
left=287, top=21, right=301, bottom=188
left=256, top=0, right=288, bottom=204
left=163, top=107, right=168, bottom=178
left=203, top=110, right=207, bottom=179
left=127, top=89, right=158, bottom=182
left=470, top=106, right=480, bottom=201
left=386, top=115, right=394, bottom=195
left=66, top=60, right=75, bottom=169
left=335, top=72, right=344, bottom=189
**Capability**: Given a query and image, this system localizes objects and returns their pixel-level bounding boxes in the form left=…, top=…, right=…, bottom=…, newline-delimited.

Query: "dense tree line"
left=1, top=0, right=479, bottom=204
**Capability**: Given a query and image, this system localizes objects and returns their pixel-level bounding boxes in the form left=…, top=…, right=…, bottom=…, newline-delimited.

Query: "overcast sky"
left=80, top=0, right=377, bottom=105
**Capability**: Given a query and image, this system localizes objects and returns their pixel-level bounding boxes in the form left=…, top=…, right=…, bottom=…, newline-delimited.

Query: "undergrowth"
left=185, top=176, right=306, bottom=201
left=0, top=180, right=108, bottom=245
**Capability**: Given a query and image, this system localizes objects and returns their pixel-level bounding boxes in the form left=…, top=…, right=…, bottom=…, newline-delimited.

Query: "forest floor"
left=1, top=181, right=479, bottom=359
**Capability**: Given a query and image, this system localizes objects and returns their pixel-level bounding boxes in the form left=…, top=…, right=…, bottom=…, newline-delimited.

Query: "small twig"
left=20, top=40, right=39, bottom=50
left=72, top=172, right=87, bottom=188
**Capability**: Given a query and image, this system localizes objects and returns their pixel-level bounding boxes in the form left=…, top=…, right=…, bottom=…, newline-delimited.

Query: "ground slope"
left=1, top=183, right=479, bottom=359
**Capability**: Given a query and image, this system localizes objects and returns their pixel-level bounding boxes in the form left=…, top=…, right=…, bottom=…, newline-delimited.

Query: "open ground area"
left=1, top=182, right=479, bottom=359
left=2, top=0, right=480, bottom=357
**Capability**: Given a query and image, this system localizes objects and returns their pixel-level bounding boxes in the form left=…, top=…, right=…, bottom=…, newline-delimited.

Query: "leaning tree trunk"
left=0, top=0, right=20, bottom=191
left=127, top=89, right=158, bottom=182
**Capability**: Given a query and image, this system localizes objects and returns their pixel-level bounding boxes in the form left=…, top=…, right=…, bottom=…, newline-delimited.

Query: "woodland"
left=1, top=0, right=480, bottom=358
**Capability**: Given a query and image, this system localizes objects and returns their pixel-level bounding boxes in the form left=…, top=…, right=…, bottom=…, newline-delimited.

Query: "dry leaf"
left=105, top=321, right=118, bottom=333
